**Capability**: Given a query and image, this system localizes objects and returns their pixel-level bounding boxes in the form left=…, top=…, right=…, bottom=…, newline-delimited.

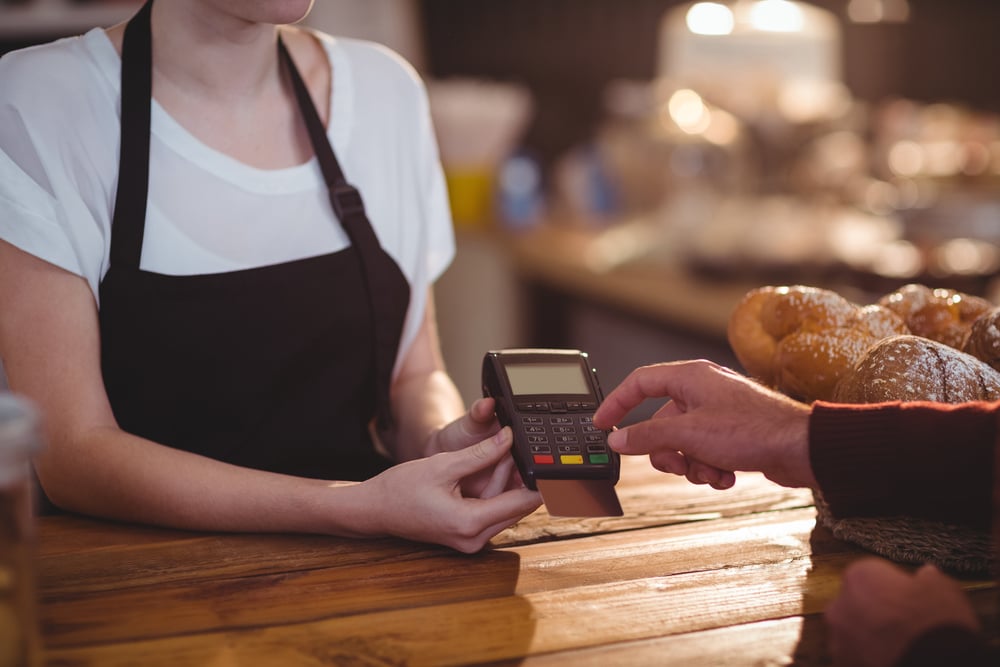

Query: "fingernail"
left=607, top=429, right=625, bottom=450
left=494, top=427, right=511, bottom=445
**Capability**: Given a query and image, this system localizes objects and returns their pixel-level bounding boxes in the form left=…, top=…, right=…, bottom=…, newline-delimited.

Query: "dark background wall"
left=418, top=0, right=1000, bottom=167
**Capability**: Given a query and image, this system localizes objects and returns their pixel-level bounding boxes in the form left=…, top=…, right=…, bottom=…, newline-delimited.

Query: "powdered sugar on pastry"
left=834, top=335, right=1000, bottom=403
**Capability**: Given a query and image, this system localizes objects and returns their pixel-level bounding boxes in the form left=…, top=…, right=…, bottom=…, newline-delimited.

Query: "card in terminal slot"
left=536, top=478, right=623, bottom=517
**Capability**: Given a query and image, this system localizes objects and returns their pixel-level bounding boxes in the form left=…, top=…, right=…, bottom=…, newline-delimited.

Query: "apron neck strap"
left=278, top=37, right=404, bottom=433
left=110, top=0, right=153, bottom=270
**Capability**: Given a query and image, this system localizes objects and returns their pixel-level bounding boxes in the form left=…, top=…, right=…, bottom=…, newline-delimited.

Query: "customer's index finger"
left=593, top=364, right=679, bottom=429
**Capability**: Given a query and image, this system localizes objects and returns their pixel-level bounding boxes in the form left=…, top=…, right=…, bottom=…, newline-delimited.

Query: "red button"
left=533, top=454, right=554, bottom=464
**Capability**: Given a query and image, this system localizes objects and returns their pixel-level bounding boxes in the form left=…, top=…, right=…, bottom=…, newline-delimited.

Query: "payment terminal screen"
left=505, top=362, right=590, bottom=396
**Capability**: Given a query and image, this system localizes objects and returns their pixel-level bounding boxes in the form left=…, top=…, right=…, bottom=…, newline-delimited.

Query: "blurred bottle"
left=496, top=151, right=545, bottom=232
left=428, top=79, right=534, bottom=229
left=0, top=393, right=43, bottom=667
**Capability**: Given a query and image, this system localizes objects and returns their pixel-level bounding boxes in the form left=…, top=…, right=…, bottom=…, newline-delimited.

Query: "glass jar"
left=0, top=393, right=43, bottom=667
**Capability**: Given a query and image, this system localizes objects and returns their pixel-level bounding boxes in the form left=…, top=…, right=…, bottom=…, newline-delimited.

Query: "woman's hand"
left=427, top=397, right=500, bottom=454
left=362, top=427, right=542, bottom=553
left=424, top=397, right=525, bottom=497
left=593, top=359, right=814, bottom=489
left=825, top=558, right=981, bottom=667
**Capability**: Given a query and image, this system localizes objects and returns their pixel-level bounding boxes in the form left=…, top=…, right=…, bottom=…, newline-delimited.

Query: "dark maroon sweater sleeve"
left=894, top=626, right=998, bottom=667
left=808, top=401, right=998, bottom=528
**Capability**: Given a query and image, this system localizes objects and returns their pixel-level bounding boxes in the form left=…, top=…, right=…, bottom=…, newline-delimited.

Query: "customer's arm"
left=809, top=400, right=996, bottom=528
left=595, top=359, right=998, bottom=526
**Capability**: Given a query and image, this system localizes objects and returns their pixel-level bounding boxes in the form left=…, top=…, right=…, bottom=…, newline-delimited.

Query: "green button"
left=589, top=454, right=609, bottom=464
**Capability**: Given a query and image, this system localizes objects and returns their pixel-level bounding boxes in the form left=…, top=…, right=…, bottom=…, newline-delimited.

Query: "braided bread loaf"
left=727, top=285, right=908, bottom=402
left=962, top=307, right=1000, bottom=372
left=878, top=283, right=992, bottom=349
left=833, top=334, right=1000, bottom=403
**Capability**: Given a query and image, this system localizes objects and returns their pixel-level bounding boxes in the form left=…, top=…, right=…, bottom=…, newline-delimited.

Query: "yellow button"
left=560, top=455, right=584, bottom=465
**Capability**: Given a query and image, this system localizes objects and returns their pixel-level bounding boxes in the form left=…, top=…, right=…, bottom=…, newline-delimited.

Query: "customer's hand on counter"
left=826, top=558, right=982, bottom=667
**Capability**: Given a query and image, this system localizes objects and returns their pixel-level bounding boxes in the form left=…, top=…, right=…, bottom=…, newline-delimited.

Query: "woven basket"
left=812, top=490, right=993, bottom=577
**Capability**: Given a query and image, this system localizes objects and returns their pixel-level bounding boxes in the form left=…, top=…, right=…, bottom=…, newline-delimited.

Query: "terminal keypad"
left=515, top=401, right=610, bottom=466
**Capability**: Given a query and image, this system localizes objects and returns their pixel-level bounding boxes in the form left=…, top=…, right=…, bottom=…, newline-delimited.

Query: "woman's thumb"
left=449, top=427, right=514, bottom=477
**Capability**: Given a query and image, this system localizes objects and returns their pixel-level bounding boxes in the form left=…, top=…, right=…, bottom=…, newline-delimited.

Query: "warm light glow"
left=749, top=0, right=805, bottom=33
left=827, top=212, right=903, bottom=267
left=668, top=89, right=712, bottom=134
left=924, top=140, right=963, bottom=177
left=887, top=140, right=924, bottom=177
left=777, top=80, right=851, bottom=123
left=935, top=238, right=1000, bottom=276
left=703, top=108, right=741, bottom=145
left=871, top=241, right=923, bottom=279
left=847, top=0, right=910, bottom=24
left=686, top=2, right=735, bottom=35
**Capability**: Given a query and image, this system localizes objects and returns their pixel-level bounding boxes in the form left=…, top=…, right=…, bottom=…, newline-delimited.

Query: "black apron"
left=98, top=0, right=410, bottom=480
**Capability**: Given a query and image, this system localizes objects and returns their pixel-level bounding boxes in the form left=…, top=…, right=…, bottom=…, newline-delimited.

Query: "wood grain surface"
left=35, top=456, right=998, bottom=666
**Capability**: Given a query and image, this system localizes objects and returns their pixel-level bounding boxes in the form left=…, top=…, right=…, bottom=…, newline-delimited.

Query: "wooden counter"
left=35, top=456, right=998, bottom=665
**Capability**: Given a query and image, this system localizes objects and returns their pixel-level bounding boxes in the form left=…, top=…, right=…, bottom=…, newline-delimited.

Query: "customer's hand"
left=593, top=360, right=814, bottom=489
left=826, top=558, right=981, bottom=667
left=364, top=427, right=541, bottom=552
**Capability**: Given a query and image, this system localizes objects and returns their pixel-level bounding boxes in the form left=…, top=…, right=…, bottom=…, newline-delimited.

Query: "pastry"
left=833, top=334, right=1000, bottom=403
left=878, top=283, right=992, bottom=349
left=962, top=307, right=1000, bottom=371
left=727, top=285, right=909, bottom=402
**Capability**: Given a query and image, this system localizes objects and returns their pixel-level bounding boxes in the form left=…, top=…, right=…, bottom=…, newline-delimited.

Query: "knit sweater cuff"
left=809, top=401, right=996, bottom=526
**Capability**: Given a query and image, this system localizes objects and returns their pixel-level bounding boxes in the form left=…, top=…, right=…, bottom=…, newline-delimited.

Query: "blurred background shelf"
left=3, top=0, right=998, bottom=411
left=0, top=1, right=140, bottom=39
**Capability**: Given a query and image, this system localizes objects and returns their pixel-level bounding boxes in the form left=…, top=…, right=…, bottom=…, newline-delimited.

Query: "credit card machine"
left=482, top=349, right=623, bottom=517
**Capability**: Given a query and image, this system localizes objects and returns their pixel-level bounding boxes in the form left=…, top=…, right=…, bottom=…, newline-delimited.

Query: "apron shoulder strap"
left=110, top=0, right=154, bottom=270
left=279, top=37, right=407, bottom=432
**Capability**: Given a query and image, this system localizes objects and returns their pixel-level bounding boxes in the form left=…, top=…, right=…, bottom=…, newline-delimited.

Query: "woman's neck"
left=104, top=0, right=327, bottom=169
left=150, top=0, right=282, bottom=104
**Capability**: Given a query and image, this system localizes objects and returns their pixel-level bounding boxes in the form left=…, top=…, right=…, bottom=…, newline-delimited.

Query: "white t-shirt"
left=0, top=28, right=455, bottom=373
